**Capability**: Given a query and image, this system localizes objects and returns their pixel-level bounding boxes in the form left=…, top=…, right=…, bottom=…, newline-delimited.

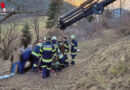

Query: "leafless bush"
left=64, top=18, right=104, bottom=41
left=0, top=23, right=21, bottom=60
left=46, top=26, right=63, bottom=40
left=64, top=10, right=130, bottom=42
left=102, top=11, right=130, bottom=36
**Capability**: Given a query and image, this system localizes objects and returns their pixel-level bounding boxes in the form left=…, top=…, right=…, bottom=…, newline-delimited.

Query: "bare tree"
left=0, top=23, right=19, bottom=60
left=32, top=14, right=40, bottom=43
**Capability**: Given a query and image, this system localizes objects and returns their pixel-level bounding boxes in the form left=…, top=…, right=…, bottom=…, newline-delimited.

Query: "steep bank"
left=0, top=30, right=130, bottom=90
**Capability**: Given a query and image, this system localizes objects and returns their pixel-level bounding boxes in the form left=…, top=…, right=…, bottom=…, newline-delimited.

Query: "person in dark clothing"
left=63, top=37, right=69, bottom=67
left=32, top=42, right=42, bottom=71
left=70, top=35, right=78, bottom=65
left=19, top=45, right=33, bottom=74
left=40, top=37, right=55, bottom=78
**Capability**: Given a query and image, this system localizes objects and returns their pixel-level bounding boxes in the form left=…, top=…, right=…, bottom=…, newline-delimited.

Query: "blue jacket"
left=32, top=43, right=42, bottom=57
left=71, top=39, right=78, bottom=53
left=52, top=40, right=64, bottom=59
left=64, top=41, right=69, bottom=54
left=22, top=49, right=32, bottom=61
left=40, top=41, right=55, bottom=63
left=52, top=40, right=59, bottom=56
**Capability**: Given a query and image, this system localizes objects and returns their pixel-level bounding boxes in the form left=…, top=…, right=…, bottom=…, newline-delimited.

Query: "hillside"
left=0, top=30, right=130, bottom=90
left=0, top=0, right=130, bottom=90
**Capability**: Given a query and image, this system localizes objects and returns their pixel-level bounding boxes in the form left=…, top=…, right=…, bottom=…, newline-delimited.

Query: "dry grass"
left=0, top=1, right=130, bottom=89
left=0, top=30, right=130, bottom=90
left=108, top=62, right=128, bottom=76
left=74, top=33, right=130, bottom=90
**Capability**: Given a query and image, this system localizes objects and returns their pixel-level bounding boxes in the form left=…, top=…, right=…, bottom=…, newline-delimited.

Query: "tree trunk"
left=36, top=34, right=39, bottom=43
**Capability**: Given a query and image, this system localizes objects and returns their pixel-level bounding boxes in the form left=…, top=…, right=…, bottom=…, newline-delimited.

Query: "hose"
left=0, top=73, right=15, bottom=80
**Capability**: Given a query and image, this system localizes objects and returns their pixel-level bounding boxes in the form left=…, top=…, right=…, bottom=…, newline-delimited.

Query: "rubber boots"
left=46, top=69, right=50, bottom=77
left=71, top=61, right=75, bottom=66
left=42, top=67, right=47, bottom=78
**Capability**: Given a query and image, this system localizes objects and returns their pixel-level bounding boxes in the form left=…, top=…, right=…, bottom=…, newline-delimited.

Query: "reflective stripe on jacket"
left=32, top=43, right=42, bottom=57
left=40, top=41, right=55, bottom=63
left=52, top=40, right=59, bottom=57
left=71, top=39, right=78, bottom=53
left=64, top=41, right=69, bottom=54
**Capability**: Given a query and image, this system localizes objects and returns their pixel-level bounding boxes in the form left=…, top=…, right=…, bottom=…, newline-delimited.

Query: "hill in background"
left=1, top=0, right=129, bottom=22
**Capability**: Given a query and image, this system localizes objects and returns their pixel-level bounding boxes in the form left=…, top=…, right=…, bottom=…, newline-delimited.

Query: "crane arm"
left=58, top=0, right=116, bottom=30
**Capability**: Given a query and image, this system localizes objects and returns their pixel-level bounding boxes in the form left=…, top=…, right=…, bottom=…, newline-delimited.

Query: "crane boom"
left=58, top=0, right=116, bottom=30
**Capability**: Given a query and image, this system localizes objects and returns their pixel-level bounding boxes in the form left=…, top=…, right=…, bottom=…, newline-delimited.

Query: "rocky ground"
left=0, top=30, right=130, bottom=90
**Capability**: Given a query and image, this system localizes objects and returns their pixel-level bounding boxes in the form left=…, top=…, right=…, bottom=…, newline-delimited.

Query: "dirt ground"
left=0, top=32, right=130, bottom=90
left=0, top=53, right=88, bottom=90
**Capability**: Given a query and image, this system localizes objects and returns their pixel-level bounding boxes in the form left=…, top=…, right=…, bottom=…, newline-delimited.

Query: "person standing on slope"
left=70, top=35, right=78, bottom=65
left=31, top=41, right=43, bottom=71
left=63, top=37, right=69, bottom=67
left=40, top=37, right=55, bottom=78
left=51, top=36, right=61, bottom=72
left=10, top=47, right=22, bottom=73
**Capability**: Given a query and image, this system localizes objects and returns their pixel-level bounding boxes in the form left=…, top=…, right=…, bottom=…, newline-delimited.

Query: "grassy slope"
left=0, top=0, right=130, bottom=89
left=0, top=30, right=130, bottom=90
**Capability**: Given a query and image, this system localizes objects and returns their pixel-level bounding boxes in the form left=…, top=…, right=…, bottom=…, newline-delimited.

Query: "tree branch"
left=0, top=10, right=46, bottom=23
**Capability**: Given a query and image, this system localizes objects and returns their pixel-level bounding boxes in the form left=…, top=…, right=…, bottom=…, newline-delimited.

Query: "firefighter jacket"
left=40, top=41, right=55, bottom=63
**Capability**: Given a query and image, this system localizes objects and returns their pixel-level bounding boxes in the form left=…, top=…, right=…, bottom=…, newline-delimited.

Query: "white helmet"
left=71, top=35, right=75, bottom=39
left=52, top=36, right=57, bottom=40
left=44, top=37, right=47, bottom=41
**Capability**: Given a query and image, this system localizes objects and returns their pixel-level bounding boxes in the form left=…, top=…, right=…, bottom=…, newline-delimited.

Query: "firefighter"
left=40, top=37, right=55, bottom=78
left=51, top=36, right=60, bottom=71
left=63, top=37, right=69, bottom=67
left=58, top=39, right=65, bottom=68
left=51, top=36, right=58, bottom=57
left=31, top=41, right=42, bottom=71
left=37, top=37, right=47, bottom=72
left=57, top=47, right=65, bottom=70
left=43, top=37, right=47, bottom=43
left=51, top=36, right=64, bottom=72
left=70, top=35, right=78, bottom=65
